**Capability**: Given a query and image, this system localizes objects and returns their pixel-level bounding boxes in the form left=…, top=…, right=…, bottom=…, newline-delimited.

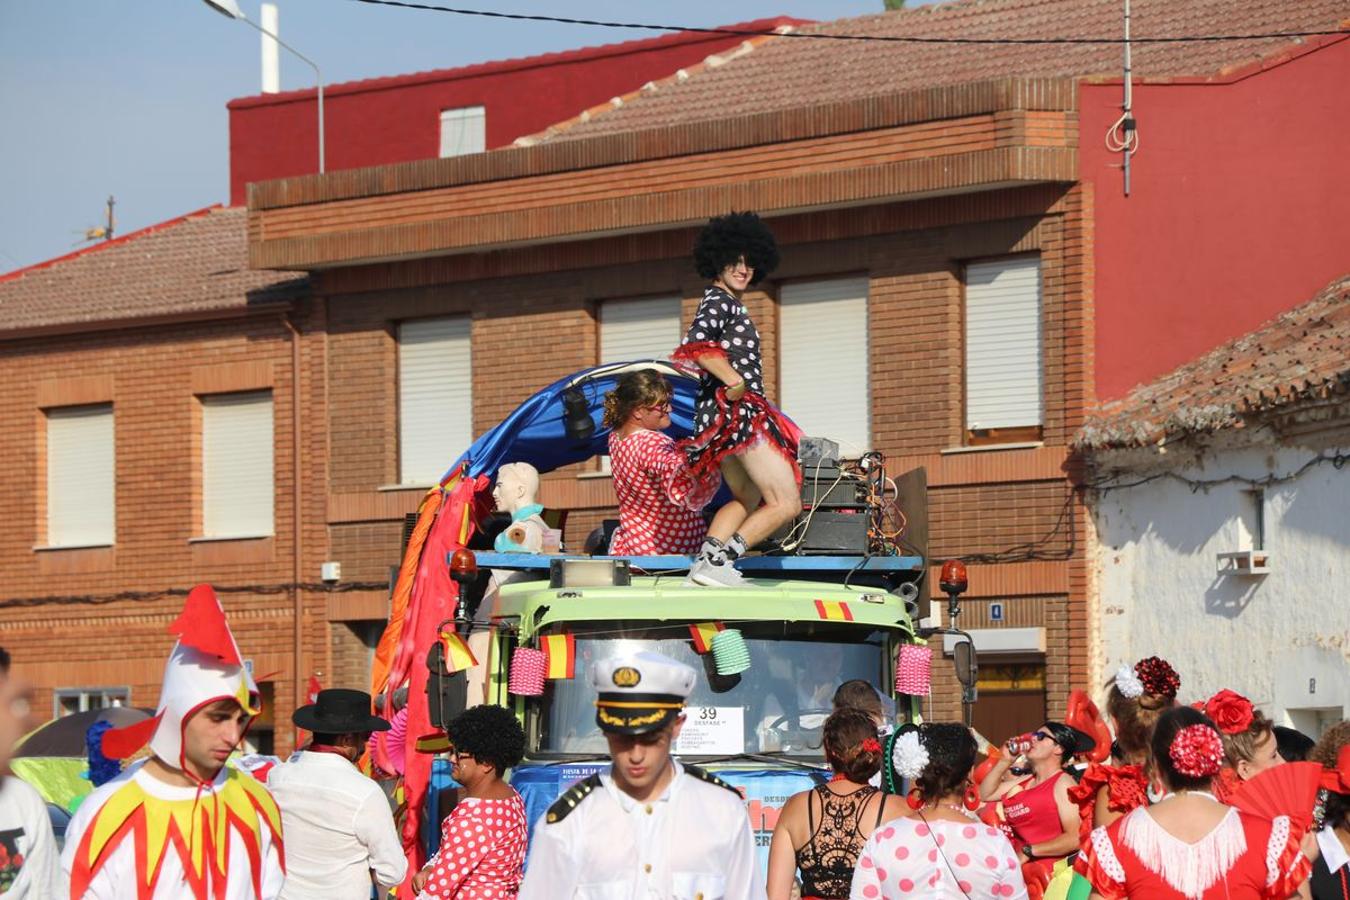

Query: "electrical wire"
left=345, top=1, right=1348, bottom=47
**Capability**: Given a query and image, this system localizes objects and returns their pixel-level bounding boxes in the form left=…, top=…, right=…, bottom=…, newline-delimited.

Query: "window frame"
left=961, top=253, right=1045, bottom=447
left=198, top=389, right=276, bottom=540
left=53, top=686, right=132, bottom=719
left=42, top=402, right=116, bottom=549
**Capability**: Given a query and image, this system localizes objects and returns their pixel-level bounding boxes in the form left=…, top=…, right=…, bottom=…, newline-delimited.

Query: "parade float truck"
left=371, top=361, right=979, bottom=876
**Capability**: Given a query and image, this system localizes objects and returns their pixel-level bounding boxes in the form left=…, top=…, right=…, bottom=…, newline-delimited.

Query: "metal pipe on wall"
left=282, top=311, right=304, bottom=746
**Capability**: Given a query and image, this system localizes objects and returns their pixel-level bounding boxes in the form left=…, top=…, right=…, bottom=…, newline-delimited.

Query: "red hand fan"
left=1230, top=761, right=1324, bottom=833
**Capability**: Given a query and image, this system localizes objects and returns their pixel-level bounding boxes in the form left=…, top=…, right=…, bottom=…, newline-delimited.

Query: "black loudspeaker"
left=793, top=511, right=871, bottom=555
left=426, top=640, right=468, bottom=730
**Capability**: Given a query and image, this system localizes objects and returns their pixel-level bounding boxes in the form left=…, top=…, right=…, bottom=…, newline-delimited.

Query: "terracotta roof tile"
left=0, top=206, right=305, bottom=335
left=1077, top=274, right=1350, bottom=448
left=547, top=0, right=1349, bottom=140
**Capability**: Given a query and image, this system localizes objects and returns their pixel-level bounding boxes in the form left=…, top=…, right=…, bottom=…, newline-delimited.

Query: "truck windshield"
left=536, top=622, right=886, bottom=758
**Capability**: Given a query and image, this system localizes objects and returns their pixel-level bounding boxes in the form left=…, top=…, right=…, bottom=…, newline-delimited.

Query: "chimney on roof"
left=260, top=2, right=280, bottom=93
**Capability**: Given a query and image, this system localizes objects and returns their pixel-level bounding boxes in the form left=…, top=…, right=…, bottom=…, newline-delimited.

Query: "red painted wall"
left=228, top=18, right=804, bottom=205
left=1081, top=37, right=1350, bottom=400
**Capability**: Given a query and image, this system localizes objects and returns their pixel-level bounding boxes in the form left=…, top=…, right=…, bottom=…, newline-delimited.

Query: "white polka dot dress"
left=418, top=793, right=529, bottom=899
left=671, top=286, right=801, bottom=485
left=849, top=817, right=1029, bottom=899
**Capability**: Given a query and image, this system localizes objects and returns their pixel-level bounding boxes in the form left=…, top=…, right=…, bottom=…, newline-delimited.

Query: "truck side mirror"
left=953, top=639, right=977, bottom=689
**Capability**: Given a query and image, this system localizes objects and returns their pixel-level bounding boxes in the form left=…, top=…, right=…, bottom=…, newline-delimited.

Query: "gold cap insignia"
left=611, top=666, right=641, bottom=688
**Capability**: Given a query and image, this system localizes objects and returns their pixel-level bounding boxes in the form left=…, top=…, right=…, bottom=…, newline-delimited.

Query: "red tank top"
left=1003, top=771, right=1068, bottom=847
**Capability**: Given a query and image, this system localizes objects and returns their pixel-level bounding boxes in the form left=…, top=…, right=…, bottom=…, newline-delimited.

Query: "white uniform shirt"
left=266, top=750, right=408, bottom=899
left=61, top=760, right=284, bottom=900
left=519, top=761, right=764, bottom=900
left=0, top=775, right=60, bottom=898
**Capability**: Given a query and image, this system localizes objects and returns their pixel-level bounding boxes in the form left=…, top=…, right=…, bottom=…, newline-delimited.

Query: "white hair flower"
left=891, top=729, right=929, bottom=781
left=1114, top=664, right=1145, bottom=699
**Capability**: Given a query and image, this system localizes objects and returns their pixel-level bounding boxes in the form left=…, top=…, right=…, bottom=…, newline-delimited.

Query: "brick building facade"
left=249, top=77, right=1092, bottom=728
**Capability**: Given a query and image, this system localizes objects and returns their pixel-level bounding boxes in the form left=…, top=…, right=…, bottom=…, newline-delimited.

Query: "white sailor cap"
left=590, top=650, right=697, bottom=735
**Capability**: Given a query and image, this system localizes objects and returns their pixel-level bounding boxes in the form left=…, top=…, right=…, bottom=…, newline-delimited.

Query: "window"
left=965, top=256, right=1043, bottom=442
left=45, top=404, right=115, bottom=547
left=54, top=687, right=130, bottom=718
left=202, top=391, right=274, bottom=538
left=439, top=106, right=485, bottom=157
left=598, top=296, right=681, bottom=364
left=1237, top=489, right=1266, bottom=551
left=399, top=316, right=472, bottom=485
left=779, top=277, right=870, bottom=456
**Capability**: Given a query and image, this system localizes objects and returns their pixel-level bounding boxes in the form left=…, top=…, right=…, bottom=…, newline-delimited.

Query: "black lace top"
left=795, top=783, right=885, bottom=899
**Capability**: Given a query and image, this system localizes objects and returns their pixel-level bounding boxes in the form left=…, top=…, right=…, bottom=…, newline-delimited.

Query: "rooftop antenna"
left=79, top=196, right=116, bottom=244
left=1105, top=0, right=1140, bottom=195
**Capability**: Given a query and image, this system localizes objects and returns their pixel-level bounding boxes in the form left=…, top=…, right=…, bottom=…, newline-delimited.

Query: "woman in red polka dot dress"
left=414, top=705, right=529, bottom=900
left=851, top=724, right=1028, bottom=899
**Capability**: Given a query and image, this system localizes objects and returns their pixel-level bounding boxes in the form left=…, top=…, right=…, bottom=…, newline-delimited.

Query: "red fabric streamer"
left=394, top=474, right=487, bottom=896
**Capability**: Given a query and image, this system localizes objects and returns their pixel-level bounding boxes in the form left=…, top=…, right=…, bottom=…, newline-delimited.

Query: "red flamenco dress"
left=672, top=286, right=800, bottom=486
left=1079, top=805, right=1310, bottom=899
left=1068, top=762, right=1150, bottom=845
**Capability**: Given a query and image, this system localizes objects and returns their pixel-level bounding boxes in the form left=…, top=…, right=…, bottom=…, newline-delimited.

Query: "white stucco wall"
left=1094, top=443, right=1350, bottom=734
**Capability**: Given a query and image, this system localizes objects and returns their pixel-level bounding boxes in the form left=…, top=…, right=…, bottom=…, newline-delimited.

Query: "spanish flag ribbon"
left=541, top=632, right=576, bottom=680
left=439, top=630, right=478, bottom=674
left=814, top=599, right=854, bottom=622
left=688, top=621, right=726, bottom=654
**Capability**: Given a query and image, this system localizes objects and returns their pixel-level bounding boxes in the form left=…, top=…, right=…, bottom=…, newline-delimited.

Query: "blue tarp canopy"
left=443, top=361, right=701, bottom=482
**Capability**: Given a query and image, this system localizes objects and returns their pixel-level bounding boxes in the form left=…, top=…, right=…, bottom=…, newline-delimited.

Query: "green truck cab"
left=459, top=552, right=926, bottom=862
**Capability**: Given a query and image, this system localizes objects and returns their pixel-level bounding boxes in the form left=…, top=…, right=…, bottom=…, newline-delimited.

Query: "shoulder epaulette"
left=545, top=773, right=602, bottom=824
left=682, top=764, right=741, bottom=797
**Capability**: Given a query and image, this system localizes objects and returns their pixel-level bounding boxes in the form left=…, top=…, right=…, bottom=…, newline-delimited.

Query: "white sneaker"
left=687, top=557, right=745, bottom=588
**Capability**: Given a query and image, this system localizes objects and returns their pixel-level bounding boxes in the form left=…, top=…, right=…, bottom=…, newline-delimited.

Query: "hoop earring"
left=906, top=787, right=925, bottom=810
left=964, top=784, right=981, bottom=811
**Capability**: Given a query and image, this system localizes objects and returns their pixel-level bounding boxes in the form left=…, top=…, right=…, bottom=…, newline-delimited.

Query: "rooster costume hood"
left=102, top=584, right=262, bottom=768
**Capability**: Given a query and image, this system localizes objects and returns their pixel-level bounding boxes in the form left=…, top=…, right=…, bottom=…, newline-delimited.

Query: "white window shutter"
left=439, top=106, right=486, bottom=158
left=400, top=316, right=472, bottom=485
left=779, top=277, right=870, bottom=456
left=599, top=296, right=682, bottom=364
left=965, top=257, right=1043, bottom=430
left=202, top=391, right=274, bottom=538
left=46, top=404, right=115, bottom=547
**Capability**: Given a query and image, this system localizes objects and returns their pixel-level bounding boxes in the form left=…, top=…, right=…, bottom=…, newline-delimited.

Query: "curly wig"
left=693, top=211, right=780, bottom=286
left=447, top=704, right=527, bottom=777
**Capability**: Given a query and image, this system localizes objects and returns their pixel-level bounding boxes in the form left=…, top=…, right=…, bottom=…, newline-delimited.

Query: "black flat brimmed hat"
left=591, top=651, right=697, bottom=735
left=292, top=688, right=390, bottom=734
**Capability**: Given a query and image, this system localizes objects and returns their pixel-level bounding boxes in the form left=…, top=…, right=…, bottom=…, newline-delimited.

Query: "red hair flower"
left=861, top=737, right=882, bottom=754
left=1170, top=724, right=1225, bottom=778
left=1134, top=656, right=1181, bottom=699
left=1204, top=689, right=1255, bottom=735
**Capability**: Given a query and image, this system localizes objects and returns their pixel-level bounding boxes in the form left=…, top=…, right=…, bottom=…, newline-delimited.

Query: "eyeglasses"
left=641, top=401, right=672, bottom=413
left=1032, top=731, right=1053, bottom=742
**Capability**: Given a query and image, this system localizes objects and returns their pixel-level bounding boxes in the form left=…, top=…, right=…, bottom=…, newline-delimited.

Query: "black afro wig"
left=447, top=704, right=526, bottom=776
left=693, top=211, right=780, bottom=286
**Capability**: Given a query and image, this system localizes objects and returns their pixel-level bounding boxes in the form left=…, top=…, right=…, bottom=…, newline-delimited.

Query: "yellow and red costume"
left=60, top=585, right=285, bottom=899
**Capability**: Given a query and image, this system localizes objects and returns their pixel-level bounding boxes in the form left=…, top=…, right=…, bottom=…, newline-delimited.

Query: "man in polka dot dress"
left=519, top=651, right=763, bottom=899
